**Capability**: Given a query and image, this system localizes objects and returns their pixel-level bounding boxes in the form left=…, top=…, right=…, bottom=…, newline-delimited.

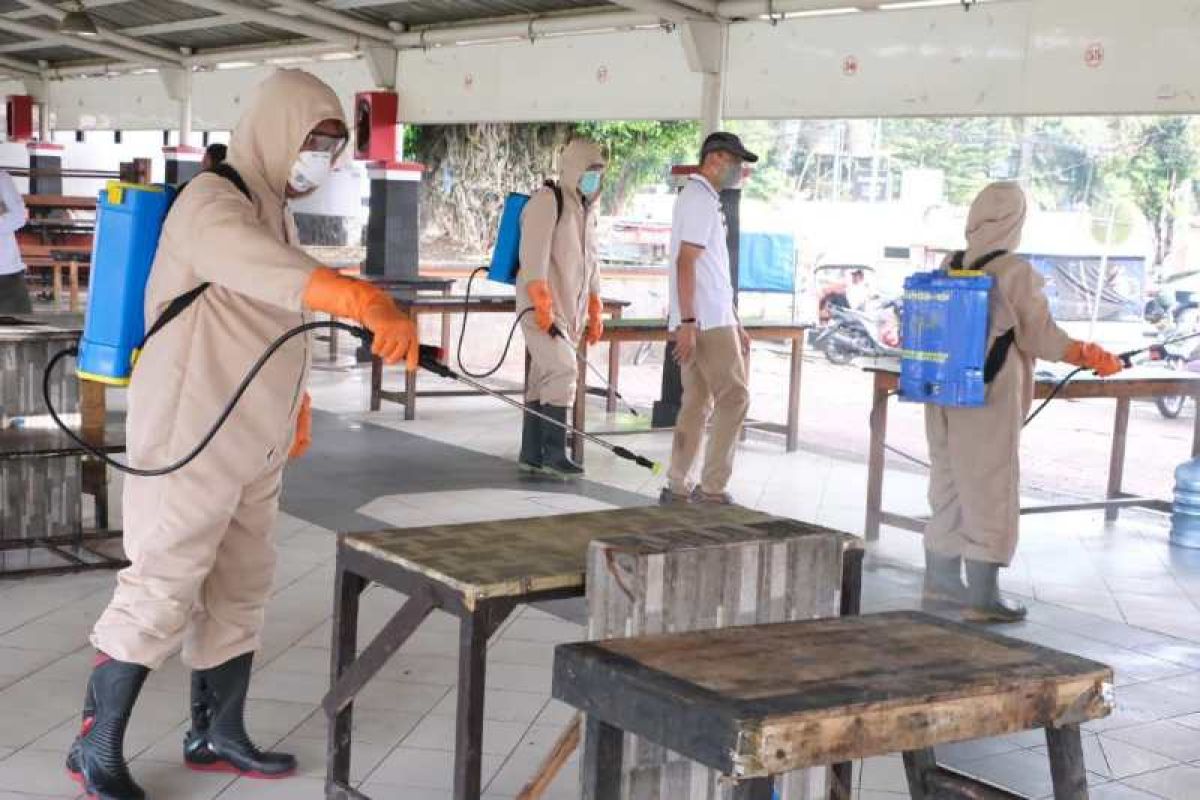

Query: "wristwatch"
left=680, top=317, right=697, bottom=325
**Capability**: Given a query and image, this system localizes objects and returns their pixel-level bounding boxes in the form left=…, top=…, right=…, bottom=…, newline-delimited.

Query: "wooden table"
left=0, top=318, right=124, bottom=576
left=865, top=366, right=1200, bottom=542
left=0, top=422, right=126, bottom=577
left=555, top=610, right=1112, bottom=799
left=570, top=318, right=810, bottom=463
left=369, top=294, right=628, bottom=419
left=20, top=244, right=92, bottom=312
left=322, top=506, right=864, bottom=800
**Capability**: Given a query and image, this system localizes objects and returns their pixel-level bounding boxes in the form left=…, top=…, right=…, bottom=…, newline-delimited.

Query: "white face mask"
left=288, top=150, right=332, bottom=194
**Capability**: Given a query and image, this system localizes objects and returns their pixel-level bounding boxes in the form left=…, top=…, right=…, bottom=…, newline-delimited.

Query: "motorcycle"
left=812, top=301, right=901, bottom=365
left=1151, top=307, right=1199, bottom=419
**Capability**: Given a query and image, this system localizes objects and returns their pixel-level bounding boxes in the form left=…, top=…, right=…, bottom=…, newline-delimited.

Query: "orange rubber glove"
left=527, top=279, right=555, bottom=333
left=586, top=293, right=604, bottom=346
left=303, top=268, right=419, bottom=371
left=1064, top=341, right=1123, bottom=377
left=289, top=392, right=312, bottom=459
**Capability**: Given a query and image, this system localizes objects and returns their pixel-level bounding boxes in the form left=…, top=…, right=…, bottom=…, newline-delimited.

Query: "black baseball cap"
left=700, top=132, right=759, bottom=163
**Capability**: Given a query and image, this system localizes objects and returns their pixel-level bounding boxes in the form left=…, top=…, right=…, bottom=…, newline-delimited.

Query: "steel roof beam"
left=268, top=0, right=396, bottom=42
left=172, top=0, right=362, bottom=46
left=1, top=17, right=175, bottom=66
left=13, top=0, right=186, bottom=62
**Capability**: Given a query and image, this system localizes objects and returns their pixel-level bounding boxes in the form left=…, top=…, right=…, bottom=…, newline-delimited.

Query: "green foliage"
left=884, top=118, right=1015, bottom=204
left=1102, top=117, right=1198, bottom=264
left=572, top=121, right=700, bottom=213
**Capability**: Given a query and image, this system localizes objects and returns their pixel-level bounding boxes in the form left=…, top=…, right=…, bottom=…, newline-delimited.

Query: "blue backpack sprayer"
left=43, top=174, right=662, bottom=476
left=459, top=180, right=640, bottom=416
left=898, top=250, right=1194, bottom=434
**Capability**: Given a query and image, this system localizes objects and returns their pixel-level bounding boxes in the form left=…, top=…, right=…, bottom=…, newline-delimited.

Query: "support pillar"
left=163, top=146, right=203, bottom=185
left=364, top=161, right=423, bottom=280
left=27, top=141, right=63, bottom=196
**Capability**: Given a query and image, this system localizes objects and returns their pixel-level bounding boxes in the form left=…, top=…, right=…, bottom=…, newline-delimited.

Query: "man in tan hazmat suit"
left=516, top=139, right=607, bottom=477
left=67, top=70, right=420, bottom=800
left=923, top=181, right=1123, bottom=623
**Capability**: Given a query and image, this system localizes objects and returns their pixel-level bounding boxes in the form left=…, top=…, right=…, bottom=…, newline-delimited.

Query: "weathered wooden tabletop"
left=344, top=506, right=859, bottom=607
left=553, top=610, right=1113, bottom=778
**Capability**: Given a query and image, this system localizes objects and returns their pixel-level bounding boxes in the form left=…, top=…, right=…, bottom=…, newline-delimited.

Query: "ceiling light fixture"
left=58, top=2, right=100, bottom=38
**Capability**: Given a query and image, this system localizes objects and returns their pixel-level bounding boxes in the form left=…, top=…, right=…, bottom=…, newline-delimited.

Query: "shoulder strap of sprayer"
left=544, top=179, right=564, bottom=223
left=949, top=249, right=1016, bottom=384
left=141, top=164, right=254, bottom=348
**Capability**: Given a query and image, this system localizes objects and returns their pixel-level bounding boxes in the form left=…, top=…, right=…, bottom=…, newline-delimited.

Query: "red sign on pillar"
left=5, top=95, right=35, bottom=142
left=354, top=91, right=399, bottom=162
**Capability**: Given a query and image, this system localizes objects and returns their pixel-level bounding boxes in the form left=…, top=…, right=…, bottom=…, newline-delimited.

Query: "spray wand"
left=43, top=321, right=664, bottom=477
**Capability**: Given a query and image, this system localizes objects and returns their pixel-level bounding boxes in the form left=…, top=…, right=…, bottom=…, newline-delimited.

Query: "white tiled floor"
left=6, top=358, right=1200, bottom=798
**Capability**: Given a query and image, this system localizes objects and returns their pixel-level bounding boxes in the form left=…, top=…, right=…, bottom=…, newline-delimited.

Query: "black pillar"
left=365, top=161, right=423, bottom=280
left=163, top=146, right=203, bottom=186
left=27, top=142, right=63, bottom=196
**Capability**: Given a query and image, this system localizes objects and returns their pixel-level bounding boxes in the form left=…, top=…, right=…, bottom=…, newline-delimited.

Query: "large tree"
left=1103, top=117, right=1198, bottom=266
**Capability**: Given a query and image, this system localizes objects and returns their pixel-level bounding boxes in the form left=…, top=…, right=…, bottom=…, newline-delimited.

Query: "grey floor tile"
left=401, top=713, right=532, bottom=756
left=362, top=745, right=505, bottom=790
left=1086, top=781, right=1173, bottom=799
left=1124, top=763, right=1200, bottom=799
left=957, top=749, right=1109, bottom=798
left=1106, top=719, right=1200, bottom=762
left=430, top=688, right=547, bottom=725
left=1029, top=734, right=1177, bottom=780
left=216, top=775, right=328, bottom=799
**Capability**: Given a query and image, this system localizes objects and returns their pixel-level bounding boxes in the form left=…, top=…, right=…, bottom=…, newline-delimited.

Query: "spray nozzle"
left=418, top=344, right=454, bottom=378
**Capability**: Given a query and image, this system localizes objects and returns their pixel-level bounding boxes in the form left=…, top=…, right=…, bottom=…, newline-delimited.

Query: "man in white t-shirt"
left=661, top=132, right=757, bottom=505
left=0, top=169, right=31, bottom=314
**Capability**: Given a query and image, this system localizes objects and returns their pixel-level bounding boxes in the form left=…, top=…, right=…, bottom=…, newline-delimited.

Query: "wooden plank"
left=865, top=376, right=890, bottom=541
left=1106, top=397, right=1131, bottom=523
left=583, top=519, right=850, bottom=799
left=454, top=609, right=490, bottom=800
left=1045, top=726, right=1088, bottom=800
left=869, top=366, right=1200, bottom=401
left=786, top=335, right=803, bottom=452
left=322, top=586, right=437, bottom=715
left=517, top=713, right=581, bottom=800
left=554, top=611, right=1112, bottom=777
left=582, top=716, right=624, bottom=800
left=326, top=558, right=365, bottom=794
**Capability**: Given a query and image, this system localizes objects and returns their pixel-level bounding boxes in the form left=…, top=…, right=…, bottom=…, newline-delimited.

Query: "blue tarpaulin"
left=738, top=232, right=796, bottom=293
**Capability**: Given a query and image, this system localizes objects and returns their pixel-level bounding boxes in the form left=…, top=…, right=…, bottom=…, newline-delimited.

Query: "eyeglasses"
left=303, top=131, right=348, bottom=155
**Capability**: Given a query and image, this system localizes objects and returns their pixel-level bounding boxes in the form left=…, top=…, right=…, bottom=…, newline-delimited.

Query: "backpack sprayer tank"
left=76, top=182, right=175, bottom=386
left=899, top=267, right=995, bottom=408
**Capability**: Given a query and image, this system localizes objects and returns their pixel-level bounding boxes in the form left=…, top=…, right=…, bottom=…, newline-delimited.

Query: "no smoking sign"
left=843, top=55, right=859, bottom=77
left=1085, top=42, right=1104, bottom=69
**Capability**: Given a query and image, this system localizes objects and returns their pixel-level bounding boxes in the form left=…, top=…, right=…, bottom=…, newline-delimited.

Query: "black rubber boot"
left=922, top=550, right=967, bottom=606
left=66, top=655, right=149, bottom=800
left=964, top=560, right=1027, bottom=623
left=518, top=401, right=545, bottom=474
left=540, top=405, right=584, bottom=477
left=184, top=653, right=296, bottom=779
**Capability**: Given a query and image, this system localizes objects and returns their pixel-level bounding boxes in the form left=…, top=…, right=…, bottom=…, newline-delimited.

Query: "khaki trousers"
left=668, top=325, right=750, bottom=495
left=91, top=458, right=286, bottom=670
left=522, top=317, right=579, bottom=407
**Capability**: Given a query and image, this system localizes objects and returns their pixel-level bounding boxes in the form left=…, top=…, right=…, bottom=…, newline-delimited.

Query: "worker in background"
left=67, top=70, right=419, bottom=800
left=0, top=167, right=31, bottom=314
left=201, top=142, right=228, bottom=172
left=923, top=181, right=1123, bottom=623
left=517, top=138, right=607, bottom=478
left=660, top=132, right=757, bottom=506
left=845, top=268, right=870, bottom=311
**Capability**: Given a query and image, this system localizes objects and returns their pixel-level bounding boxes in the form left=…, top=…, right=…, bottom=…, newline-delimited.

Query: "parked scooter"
left=1149, top=308, right=1200, bottom=419
left=812, top=301, right=900, bottom=365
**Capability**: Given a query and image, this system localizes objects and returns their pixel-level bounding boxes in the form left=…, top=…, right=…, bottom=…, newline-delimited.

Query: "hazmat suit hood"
left=226, top=69, right=345, bottom=202
left=965, top=181, right=1026, bottom=264
left=559, top=138, right=606, bottom=201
